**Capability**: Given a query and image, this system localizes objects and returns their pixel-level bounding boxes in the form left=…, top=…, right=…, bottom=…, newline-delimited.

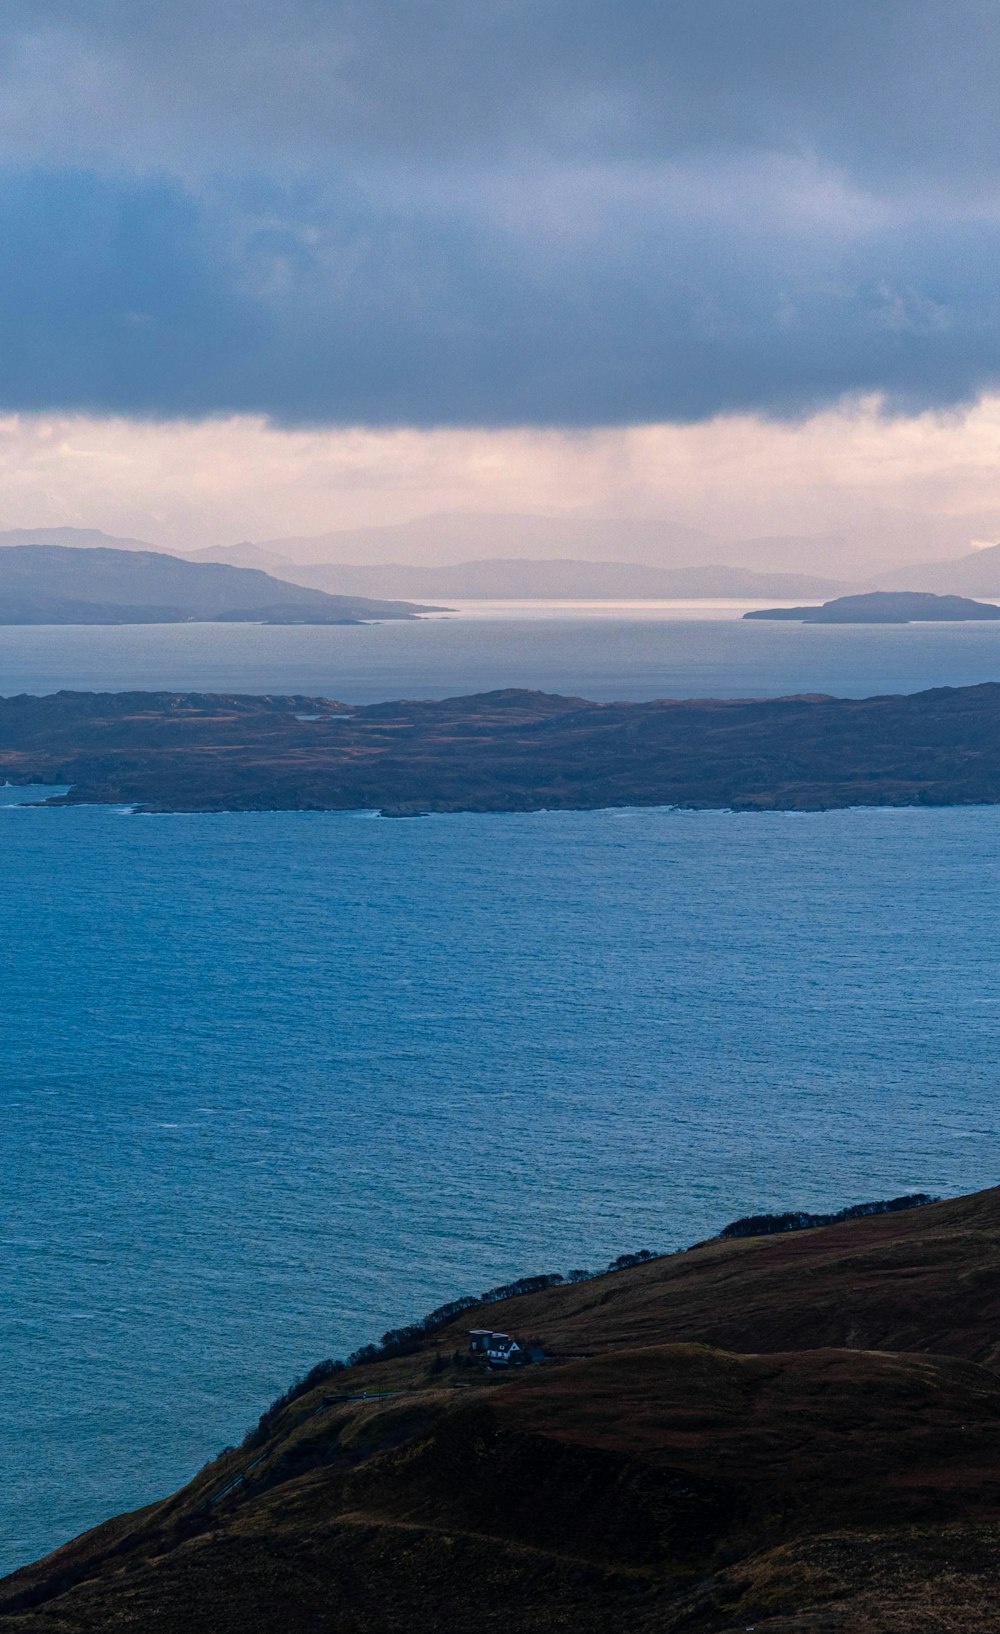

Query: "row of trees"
left=242, top=1247, right=658, bottom=1447
left=244, top=1195, right=937, bottom=1449
left=719, top=1192, right=936, bottom=1240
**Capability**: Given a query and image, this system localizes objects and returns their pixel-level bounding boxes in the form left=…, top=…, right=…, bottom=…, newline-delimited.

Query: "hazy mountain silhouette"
left=0, top=546, right=430, bottom=623
left=873, top=541, right=1000, bottom=595
left=252, top=508, right=987, bottom=579
left=0, top=525, right=158, bottom=552
left=278, top=557, right=849, bottom=600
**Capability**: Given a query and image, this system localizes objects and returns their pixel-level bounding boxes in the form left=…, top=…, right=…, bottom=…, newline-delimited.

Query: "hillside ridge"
left=6, top=1186, right=1000, bottom=1630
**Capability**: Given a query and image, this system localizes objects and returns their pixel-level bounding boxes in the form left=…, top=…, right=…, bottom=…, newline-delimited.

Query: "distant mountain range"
left=0, top=545, right=431, bottom=624
left=5, top=523, right=1000, bottom=604
left=0, top=526, right=157, bottom=553
left=254, top=513, right=719, bottom=569
left=185, top=519, right=1000, bottom=599
left=249, top=507, right=989, bottom=577
left=873, top=541, right=1000, bottom=596
left=265, top=557, right=851, bottom=601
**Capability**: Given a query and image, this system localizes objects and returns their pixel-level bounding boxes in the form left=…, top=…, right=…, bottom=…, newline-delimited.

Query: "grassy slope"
left=5, top=1189, right=1000, bottom=1630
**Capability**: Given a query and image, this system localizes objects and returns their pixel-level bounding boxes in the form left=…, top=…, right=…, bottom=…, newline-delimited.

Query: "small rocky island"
left=744, top=590, right=1000, bottom=623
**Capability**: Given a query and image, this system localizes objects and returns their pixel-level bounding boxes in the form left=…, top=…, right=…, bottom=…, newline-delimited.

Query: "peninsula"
left=0, top=545, right=435, bottom=624
left=5, top=1186, right=1000, bottom=1631
left=745, top=590, right=1000, bottom=622
left=2, top=681, right=1000, bottom=812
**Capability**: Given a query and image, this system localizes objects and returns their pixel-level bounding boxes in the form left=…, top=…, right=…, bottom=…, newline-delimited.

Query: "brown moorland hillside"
left=3, top=681, right=1000, bottom=812
left=5, top=1188, right=1000, bottom=1630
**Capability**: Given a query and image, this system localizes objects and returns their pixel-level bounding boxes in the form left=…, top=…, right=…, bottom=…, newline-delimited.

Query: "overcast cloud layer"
left=1, top=2, right=999, bottom=425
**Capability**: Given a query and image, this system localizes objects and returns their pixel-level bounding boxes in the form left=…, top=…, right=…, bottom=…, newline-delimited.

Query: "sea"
left=4, top=603, right=1000, bottom=1571
left=4, top=600, right=1000, bottom=699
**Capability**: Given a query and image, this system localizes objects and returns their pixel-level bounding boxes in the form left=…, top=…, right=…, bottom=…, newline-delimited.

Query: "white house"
left=468, top=1328, right=526, bottom=1366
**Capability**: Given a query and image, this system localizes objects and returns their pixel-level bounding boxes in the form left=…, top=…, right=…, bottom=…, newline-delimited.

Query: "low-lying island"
left=2, top=680, right=1000, bottom=812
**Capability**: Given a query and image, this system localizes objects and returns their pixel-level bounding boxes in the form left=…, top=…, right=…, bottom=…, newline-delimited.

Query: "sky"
left=3, top=403, right=1000, bottom=562
left=1, top=2, right=1000, bottom=556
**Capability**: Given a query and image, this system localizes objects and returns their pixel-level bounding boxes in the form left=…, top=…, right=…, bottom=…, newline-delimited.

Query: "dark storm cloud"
left=0, top=2, right=999, bottom=424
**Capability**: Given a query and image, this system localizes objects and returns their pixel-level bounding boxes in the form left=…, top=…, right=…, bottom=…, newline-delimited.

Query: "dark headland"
left=6, top=1185, right=1000, bottom=1631
left=745, top=589, right=1000, bottom=622
left=3, top=681, right=1000, bottom=812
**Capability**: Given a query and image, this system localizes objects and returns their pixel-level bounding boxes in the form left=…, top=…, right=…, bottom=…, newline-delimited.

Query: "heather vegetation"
left=14, top=1188, right=1000, bottom=1634
left=244, top=1204, right=934, bottom=1448
left=243, top=1253, right=657, bottom=1447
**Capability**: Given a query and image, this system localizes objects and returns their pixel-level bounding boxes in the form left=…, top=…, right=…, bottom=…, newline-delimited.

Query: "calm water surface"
left=3, top=791, right=1000, bottom=1569
left=4, top=608, right=1000, bottom=700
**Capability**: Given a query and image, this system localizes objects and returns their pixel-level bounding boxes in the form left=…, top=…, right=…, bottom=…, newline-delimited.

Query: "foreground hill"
left=745, top=591, right=1000, bottom=623
left=0, top=546, right=432, bottom=623
left=2, top=682, right=1000, bottom=811
left=6, top=1187, right=1000, bottom=1630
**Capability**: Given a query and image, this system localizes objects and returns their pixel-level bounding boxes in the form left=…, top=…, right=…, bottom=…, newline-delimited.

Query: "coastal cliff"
left=6, top=1187, right=1000, bottom=1630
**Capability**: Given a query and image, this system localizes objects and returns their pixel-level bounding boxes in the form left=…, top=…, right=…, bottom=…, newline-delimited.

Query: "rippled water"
left=4, top=789, right=1000, bottom=1570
